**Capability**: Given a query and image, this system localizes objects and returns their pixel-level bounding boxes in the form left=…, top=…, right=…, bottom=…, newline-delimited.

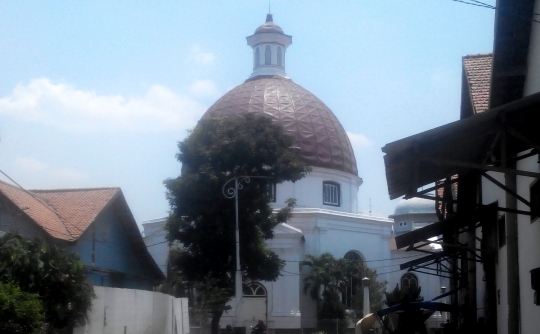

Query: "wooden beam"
left=507, top=126, right=540, bottom=153
left=482, top=172, right=531, bottom=207
left=421, top=157, right=540, bottom=178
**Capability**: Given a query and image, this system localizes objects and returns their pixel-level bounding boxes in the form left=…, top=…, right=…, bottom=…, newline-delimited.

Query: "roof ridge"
left=463, top=53, right=493, bottom=58
left=30, top=187, right=120, bottom=193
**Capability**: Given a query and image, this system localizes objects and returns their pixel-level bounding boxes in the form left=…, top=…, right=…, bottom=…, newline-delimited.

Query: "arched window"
left=265, top=45, right=271, bottom=65
left=254, top=47, right=260, bottom=68
left=243, top=282, right=267, bottom=297
left=344, top=251, right=362, bottom=263
left=401, top=273, right=418, bottom=289
left=277, top=47, right=283, bottom=67
left=343, top=251, right=364, bottom=308
left=323, top=181, right=340, bottom=207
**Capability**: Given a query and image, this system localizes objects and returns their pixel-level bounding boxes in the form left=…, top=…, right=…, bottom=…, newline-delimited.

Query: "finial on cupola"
left=246, top=13, right=292, bottom=79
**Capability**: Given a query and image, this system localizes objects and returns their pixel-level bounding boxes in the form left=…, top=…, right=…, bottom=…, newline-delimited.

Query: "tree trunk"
left=211, top=310, right=224, bottom=334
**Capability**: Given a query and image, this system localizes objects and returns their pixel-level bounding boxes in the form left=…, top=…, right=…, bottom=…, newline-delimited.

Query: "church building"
left=144, top=13, right=446, bottom=333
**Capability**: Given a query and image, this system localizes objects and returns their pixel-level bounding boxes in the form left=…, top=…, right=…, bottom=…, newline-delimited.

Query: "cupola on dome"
left=200, top=15, right=358, bottom=176
left=254, top=14, right=284, bottom=34
left=392, top=197, right=436, bottom=217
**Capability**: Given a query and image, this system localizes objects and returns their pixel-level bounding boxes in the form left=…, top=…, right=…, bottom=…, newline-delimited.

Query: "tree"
left=165, top=114, right=311, bottom=334
left=0, top=282, right=45, bottom=334
left=300, top=253, right=387, bottom=322
left=0, top=233, right=95, bottom=333
left=300, top=253, right=349, bottom=320
left=350, top=267, right=387, bottom=318
left=384, top=283, right=424, bottom=307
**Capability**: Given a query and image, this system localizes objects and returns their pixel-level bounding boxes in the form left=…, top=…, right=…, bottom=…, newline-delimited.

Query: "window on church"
left=254, top=47, right=260, bottom=68
left=401, top=273, right=418, bottom=289
left=531, top=180, right=540, bottom=223
left=277, top=47, right=282, bottom=67
left=343, top=251, right=363, bottom=308
left=265, top=45, right=271, bottom=65
left=323, top=181, right=340, bottom=206
left=243, top=282, right=266, bottom=297
left=266, top=183, right=276, bottom=203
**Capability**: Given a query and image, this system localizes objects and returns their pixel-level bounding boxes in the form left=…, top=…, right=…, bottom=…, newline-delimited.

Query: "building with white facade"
left=144, top=13, right=449, bottom=333
left=381, top=1, right=540, bottom=333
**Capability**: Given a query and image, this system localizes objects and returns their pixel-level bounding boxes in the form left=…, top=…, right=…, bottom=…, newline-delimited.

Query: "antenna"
left=369, top=198, right=372, bottom=216
left=268, top=0, right=271, bottom=14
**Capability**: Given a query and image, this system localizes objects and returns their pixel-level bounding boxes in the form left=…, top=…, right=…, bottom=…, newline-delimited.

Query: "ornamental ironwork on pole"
left=222, top=175, right=272, bottom=323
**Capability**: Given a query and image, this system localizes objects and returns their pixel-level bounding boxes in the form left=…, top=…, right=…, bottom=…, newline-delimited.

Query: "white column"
left=362, top=277, right=371, bottom=317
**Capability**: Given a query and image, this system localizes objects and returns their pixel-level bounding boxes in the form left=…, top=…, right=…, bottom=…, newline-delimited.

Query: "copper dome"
left=202, top=76, right=358, bottom=175
left=254, top=13, right=284, bottom=34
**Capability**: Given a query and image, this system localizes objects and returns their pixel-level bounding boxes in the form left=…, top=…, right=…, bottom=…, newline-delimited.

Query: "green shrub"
left=0, top=281, right=45, bottom=334
left=0, top=233, right=95, bottom=331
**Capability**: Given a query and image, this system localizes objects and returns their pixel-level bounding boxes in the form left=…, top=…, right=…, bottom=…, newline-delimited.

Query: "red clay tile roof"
left=463, top=54, right=492, bottom=114
left=0, top=180, right=119, bottom=241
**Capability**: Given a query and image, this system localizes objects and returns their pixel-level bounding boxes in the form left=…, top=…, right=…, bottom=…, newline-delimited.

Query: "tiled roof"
left=0, top=180, right=119, bottom=241
left=463, top=54, right=492, bottom=114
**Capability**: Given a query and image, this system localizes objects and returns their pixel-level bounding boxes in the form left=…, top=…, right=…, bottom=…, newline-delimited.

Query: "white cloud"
left=0, top=78, right=207, bottom=133
left=189, top=79, right=218, bottom=97
left=347, top=131, right=370, bottom=150
left=190, top=45, right=215, bottom=65
left=13, top=157, right=48, bottom=173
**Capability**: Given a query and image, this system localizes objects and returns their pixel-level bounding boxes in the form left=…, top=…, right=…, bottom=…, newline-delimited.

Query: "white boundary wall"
left=74, top=286, right=189, bottom=334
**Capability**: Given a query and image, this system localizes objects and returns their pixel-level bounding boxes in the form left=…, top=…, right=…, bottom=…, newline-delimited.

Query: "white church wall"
left=221, top=223, right=304, bottom=330
left=143, top=218, right=169, bottom=276
left=387, top=249, right=448, bottom=302
left=266, top=225, right=303, bottom=328
left=274, top=167, right=362, bottom=214
left=288, top=210, right=393, bottom=296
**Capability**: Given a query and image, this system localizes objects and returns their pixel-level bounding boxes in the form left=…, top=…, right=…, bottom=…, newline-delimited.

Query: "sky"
left=0, top=1, right=496, bottom=230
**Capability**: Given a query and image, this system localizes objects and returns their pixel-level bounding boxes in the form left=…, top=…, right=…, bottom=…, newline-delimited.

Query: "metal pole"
left=235, top=178, right=240, bottom=272
left=234, top=178, right=242, bottom=326
left=222, top=175, right=273, bottom=328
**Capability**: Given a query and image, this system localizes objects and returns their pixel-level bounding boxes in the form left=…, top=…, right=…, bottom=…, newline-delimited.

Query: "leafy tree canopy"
left=385, top=283, right=424, bottom=307
left=0, top=233, right=95, bottom=332
left=0, top=281, right=45, bottom=334
left=165, top=114, right=311, bottom=333
left=351, top=266, right=387, bottom=318
left=300, top=253, right=387, bottom=321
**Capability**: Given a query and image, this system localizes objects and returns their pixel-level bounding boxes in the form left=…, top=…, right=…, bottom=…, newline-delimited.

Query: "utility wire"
left=452, top=0, right=495, bottom=9
left=469, top=0, right=495, bottom=9
left=451, top=0, right=495, bottom=9
left=290, top=253, right=426, bottom=264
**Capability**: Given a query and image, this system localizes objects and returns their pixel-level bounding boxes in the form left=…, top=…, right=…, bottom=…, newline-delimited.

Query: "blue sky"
left=0, top=1, right=495, bottom=228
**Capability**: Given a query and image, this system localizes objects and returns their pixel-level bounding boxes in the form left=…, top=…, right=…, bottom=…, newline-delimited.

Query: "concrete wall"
left=74, top=286, right=189, bottom=334
left=481, top=157, right=540, bottom=334
left=515, top=155, right=540, bottom=334
left=481, top=171, right=507, bottom=331
left=524, top=0, right=540, bottom=96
